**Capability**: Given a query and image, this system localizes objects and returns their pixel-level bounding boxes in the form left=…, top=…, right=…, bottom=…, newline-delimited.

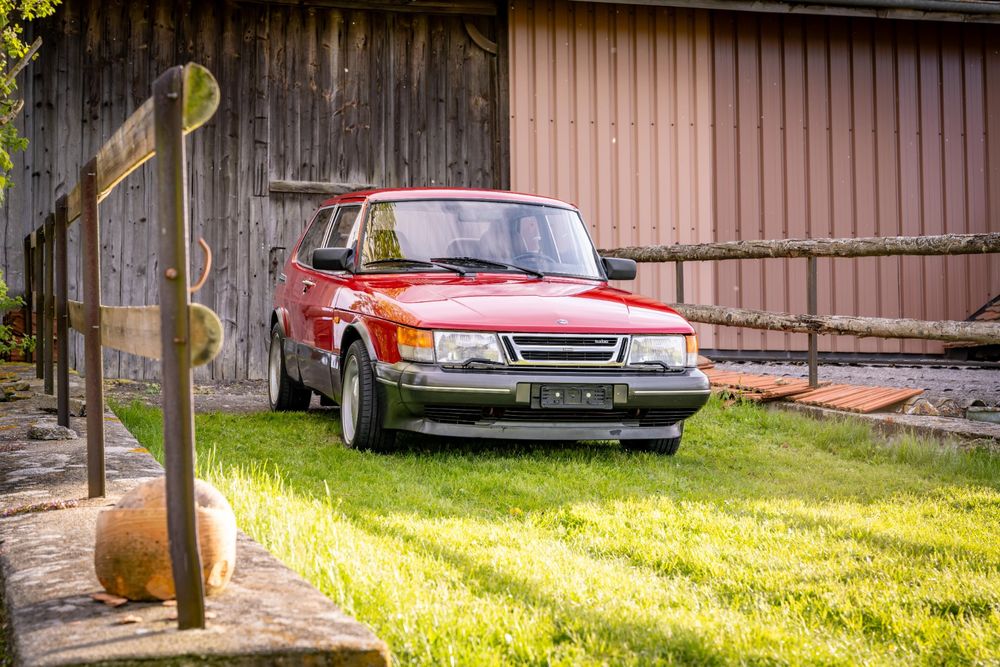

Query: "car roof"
left=319, top=187, right=578, bottom=210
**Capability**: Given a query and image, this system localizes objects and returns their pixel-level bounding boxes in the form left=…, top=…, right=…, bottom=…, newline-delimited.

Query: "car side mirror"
left=313, top=247, right=354, bottom=272
left=601, top=256, right=637, bottom=280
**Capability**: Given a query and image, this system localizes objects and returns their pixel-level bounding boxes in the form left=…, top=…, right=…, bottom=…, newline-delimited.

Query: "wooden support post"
left=81, top=158, right=105, bottom=499
left=807, top=257, right=818, bottom=388
left=32, top=231, right=43, bottom=379
left=55, top=196, right=70, bottom=428
left=22, top=235, right=32, bottom=364
left=43, top=215, right=54, bottom=396
left=675, top=261, right=685, bottom=305
left=155, top=65, right=206, bottom=630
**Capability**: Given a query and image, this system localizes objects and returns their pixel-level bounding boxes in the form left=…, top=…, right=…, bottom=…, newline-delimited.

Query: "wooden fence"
left=602, top=233, right=1000, bottom=385
left=23, top=63, right=222, bottom=630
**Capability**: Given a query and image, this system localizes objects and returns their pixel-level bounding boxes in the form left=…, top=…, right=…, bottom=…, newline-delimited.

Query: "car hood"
left=346, top=275, right=694, bottom=334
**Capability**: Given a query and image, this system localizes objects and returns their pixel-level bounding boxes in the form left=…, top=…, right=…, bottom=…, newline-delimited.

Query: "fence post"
left=154, top=64, right=206, bottom=630
left=33, top=230, right=43, bottom=379
left=43, top=215, right=55, bottom=395
left=675, top=261, right=685, bottom=304
left=81, top=158, right=105, bottom=499
left=22, top=235, right=32, bottom=364
left=55, top=196, right=70, bottom=428
left=807, top=257, right=818, bottom=388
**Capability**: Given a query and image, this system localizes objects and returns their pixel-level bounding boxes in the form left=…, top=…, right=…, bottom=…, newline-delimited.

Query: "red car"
left=269, top=189, right=709, bottom=454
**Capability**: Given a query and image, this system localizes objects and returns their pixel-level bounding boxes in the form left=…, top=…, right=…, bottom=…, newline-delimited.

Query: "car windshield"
left=359, top=199, right=604, bottom=279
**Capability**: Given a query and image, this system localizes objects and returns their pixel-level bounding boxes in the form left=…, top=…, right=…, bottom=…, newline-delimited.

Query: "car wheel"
left=340, top=340, right=396, bottom=452
left=622, top=422, right=684, bottom=456
left=268, top=324, right=311, bottom=411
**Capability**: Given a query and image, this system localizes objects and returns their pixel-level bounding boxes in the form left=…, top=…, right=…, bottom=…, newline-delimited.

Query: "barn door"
left=266, top=6, right=508, bottom=196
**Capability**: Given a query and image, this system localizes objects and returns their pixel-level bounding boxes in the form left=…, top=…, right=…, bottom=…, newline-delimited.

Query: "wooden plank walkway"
left=703, top=368, right=924, bottom=413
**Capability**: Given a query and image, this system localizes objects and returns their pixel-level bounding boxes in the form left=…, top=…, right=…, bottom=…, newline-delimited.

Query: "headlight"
left=628, top=335, right=697, bottom=368
left=434, top=331, right=504, bottom=365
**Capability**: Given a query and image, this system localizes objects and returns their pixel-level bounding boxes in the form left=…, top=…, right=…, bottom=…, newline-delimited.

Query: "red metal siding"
left=509, top=0, right=1000, bottom=353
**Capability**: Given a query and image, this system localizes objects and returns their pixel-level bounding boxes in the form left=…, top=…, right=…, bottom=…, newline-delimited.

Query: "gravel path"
left=713, top=361, right=1000, bottom=407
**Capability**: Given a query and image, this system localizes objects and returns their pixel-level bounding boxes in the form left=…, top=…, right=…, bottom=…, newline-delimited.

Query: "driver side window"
left=295, top=208, right=334, bottom=268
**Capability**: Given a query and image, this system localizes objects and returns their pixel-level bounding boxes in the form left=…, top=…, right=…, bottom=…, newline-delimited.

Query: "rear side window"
left=296, top=208, right=334, bottom=267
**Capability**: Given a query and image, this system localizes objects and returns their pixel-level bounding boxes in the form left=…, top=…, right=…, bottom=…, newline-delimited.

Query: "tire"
left=268, top=324, right=311, bottom=411
left=622, top=422, right=684, bottom=456
left=340, top=340, right=396, bottom=451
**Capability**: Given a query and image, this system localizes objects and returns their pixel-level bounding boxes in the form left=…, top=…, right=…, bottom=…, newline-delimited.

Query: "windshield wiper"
left=430, top=256, right=544, bottom=279
left=363, top=257, right=466, bottom=275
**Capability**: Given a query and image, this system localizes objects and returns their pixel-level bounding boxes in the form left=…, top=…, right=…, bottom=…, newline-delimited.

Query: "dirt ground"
left=105, top=378, right=274, bottom=414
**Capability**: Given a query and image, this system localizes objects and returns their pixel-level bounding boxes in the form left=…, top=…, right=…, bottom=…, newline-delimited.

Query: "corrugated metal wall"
left=509, top=0, right=1000, bottom=354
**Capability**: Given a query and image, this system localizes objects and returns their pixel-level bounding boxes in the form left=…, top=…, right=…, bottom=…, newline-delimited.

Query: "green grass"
left=111, top=398, right=1000, bottom=666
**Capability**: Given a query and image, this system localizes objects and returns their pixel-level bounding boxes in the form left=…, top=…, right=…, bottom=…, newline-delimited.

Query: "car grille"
left=500, top=334, right=628, bottom=367
left=423, top=406, right=698, bottom=427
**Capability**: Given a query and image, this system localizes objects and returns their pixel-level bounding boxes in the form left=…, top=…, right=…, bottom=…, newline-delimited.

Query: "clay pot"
left=94, top=478, right=237, bottom=601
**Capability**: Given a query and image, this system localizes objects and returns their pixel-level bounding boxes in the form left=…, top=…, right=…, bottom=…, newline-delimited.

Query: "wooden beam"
left=570, top=0, right=1000, bottom=24
left=672, top=303, right=1000, bottom=345
left=65, top=62, right=220, bottom=224
left=67, top=301, right=224, bottom=367
left=601, top=232, right=1000, bottom=262
left=268, top=179, right=377, bottom=195
left=464, top=19, right=497, bottom=55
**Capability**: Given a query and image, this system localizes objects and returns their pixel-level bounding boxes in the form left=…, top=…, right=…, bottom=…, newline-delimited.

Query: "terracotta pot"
left=94, top=478, right=237, bottom=601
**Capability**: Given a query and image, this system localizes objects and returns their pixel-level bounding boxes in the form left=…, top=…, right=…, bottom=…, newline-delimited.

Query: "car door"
left=299, top=203, right=363, bottom=397
left=284, top=207, right=335, bottom=381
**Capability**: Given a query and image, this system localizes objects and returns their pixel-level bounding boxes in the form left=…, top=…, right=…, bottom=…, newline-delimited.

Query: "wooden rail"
left=601, top=233, right=1000, bottom=387
left=671, top=304, right=1000, bottom=346
left=601, top=232, right=1000, bottom=262
left=24, top=62, right=221, bottom=631
left=64, top=64, right=219, bottom=224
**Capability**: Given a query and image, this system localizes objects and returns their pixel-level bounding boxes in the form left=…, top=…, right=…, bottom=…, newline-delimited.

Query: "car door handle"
left=301, top=279, right=316, bottom=292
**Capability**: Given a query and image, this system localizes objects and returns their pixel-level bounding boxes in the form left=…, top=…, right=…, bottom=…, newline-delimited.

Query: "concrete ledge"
left=2, top=510, right=388, bottom=666
left=769, top=401, right=1000, bottom=451
left=0, top=371, right=390, bottom=666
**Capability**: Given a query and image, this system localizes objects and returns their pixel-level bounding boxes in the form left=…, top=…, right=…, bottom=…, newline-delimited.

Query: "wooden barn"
left=1, top=0, right=999, bottom=380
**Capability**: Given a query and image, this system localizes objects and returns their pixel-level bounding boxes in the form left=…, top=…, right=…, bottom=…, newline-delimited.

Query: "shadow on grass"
left=362, top=516, right=734, bottom=666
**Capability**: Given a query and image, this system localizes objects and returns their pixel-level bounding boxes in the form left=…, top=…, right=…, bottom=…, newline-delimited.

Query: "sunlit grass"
left=112, top=397, right=1000, bottom=666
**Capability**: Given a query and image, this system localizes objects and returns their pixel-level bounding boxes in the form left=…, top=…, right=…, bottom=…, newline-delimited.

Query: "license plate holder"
left=538, top=384, right=613, bottom=409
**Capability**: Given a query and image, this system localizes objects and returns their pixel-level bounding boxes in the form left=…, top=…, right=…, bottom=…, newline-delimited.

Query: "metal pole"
left=33, top=231, right=43, bottom=379
left=675, top=261, right=685, bottom=304
left=155, top=65, right=206, bottom=630
left=81, top=158, right=106, bottom=499
left=22, top=235, right=32, bottom=364
left=43, top=215, right=55, bottom=396
left=55, top=197, right=70, bottom=428
left=807, top=256, right=818, bottom=388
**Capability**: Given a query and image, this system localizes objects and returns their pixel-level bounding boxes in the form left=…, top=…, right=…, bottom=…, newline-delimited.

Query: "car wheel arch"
left=270, top=308, right=290, bottom=338
left=335, top=321, right=379, bottom=403
left=339, top=322, right=378, bottom=369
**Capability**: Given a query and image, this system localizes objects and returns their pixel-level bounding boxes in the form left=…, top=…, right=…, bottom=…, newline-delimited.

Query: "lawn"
left=112, top=397, right=1000, bottom=666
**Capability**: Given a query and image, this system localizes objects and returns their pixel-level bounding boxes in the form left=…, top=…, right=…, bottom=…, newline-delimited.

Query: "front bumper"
left=374, top=362, right=710, bottom=441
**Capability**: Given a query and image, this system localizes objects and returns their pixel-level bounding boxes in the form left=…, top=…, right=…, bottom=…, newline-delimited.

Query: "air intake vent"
left=500, top=334, right=628, bottom=367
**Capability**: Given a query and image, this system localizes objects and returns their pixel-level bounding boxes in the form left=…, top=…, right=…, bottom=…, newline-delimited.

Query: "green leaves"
left=0, top=0, right=59, bottom=200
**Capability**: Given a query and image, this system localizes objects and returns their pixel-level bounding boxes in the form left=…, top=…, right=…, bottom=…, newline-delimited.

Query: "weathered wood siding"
left=1, top=0, right=506, bottom=380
